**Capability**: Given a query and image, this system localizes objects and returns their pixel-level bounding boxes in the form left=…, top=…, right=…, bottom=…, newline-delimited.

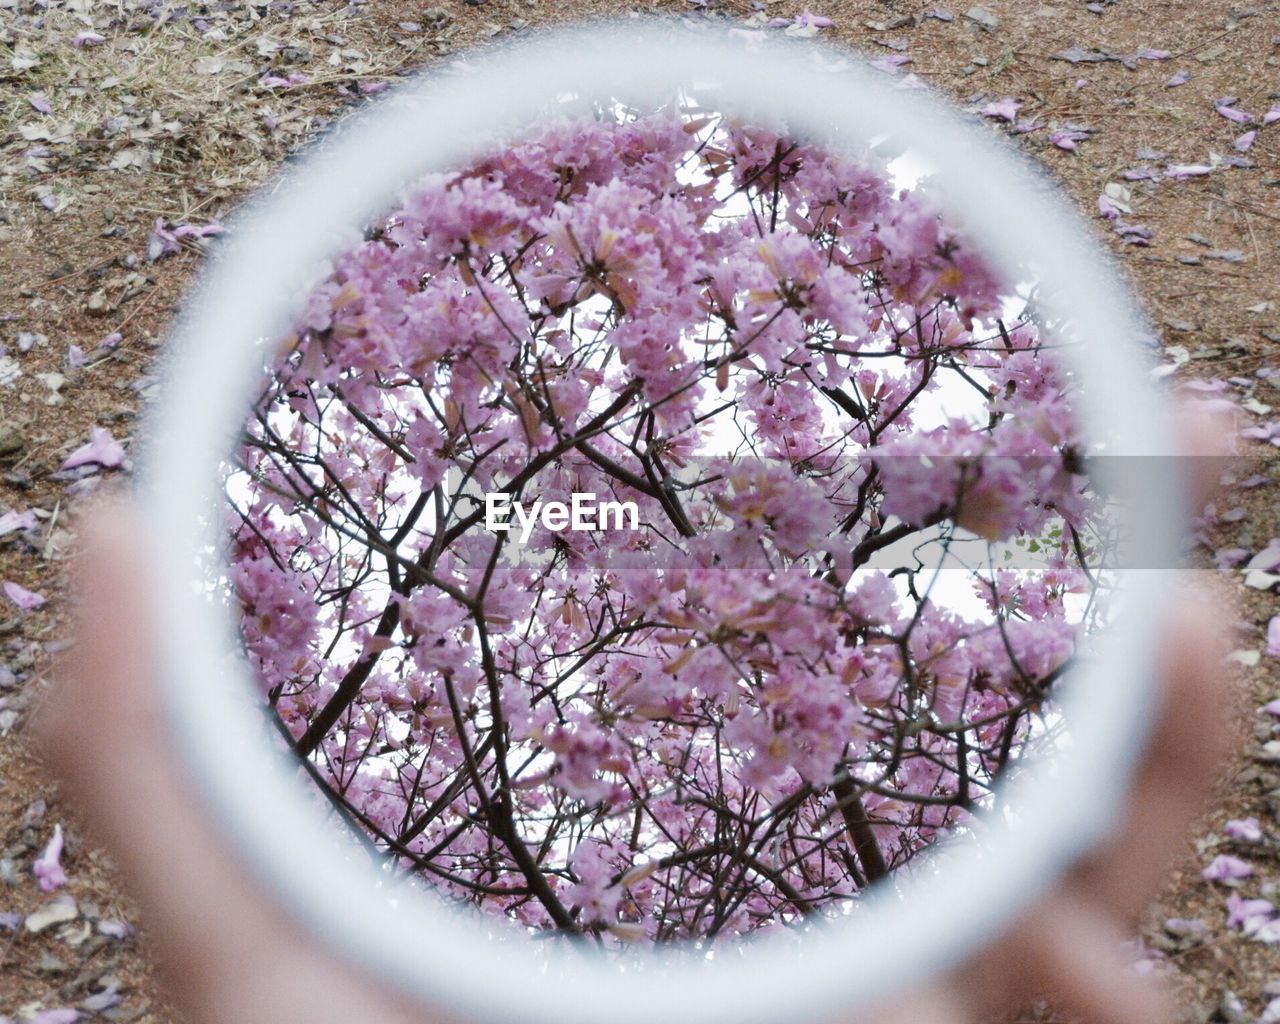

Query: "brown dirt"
left=1, top=0, right=1278, bottom=1020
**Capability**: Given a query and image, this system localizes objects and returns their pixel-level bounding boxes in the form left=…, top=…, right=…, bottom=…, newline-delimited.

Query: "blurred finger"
left=1014, top=893, right=1175, bottom=1024
left=1070, top=583, right=1233, bottom=920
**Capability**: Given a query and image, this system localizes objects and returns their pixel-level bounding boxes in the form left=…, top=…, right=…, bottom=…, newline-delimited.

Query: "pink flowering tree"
left=227, top=107, right=1102, bottom=945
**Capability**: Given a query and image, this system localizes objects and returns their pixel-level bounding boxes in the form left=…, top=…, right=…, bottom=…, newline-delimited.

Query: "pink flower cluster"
left=228, top=106, right=1103, bottom=943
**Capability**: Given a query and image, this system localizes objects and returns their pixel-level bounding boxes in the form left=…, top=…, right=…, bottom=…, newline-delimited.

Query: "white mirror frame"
left=140, top=21, right=1185, bottom=1024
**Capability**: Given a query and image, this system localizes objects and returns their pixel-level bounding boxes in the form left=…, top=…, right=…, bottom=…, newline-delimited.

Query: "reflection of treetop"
left=225, top=107, right=1107, bottom=948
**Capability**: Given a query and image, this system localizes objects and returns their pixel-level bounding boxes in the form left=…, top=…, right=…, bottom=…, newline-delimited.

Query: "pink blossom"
left=1226, top=893, right=1276, bottom=933
left=0, top=510, right=38, bottom=538
left=218, top=109, right=1116, bottom=941
left=32, top=824, right=68, bottom=892
left=1202, top=853, right=1254, bottom=882
left=1165, top=163, right=1214, bottom=179
left=1234, top=130, right=1258, bottom=152
left=1050, top=128, right=1089, bottom=151
left=31, top=1012, right=80, bottom=1024
left=3, top=581, right=45, bottom=611
left=981, top=97, right=1021, bottom=122
left=1225, top=817, right=1263, bottom=842
left=1215, top=102, right=1254, bottom=124
left=1213, top=547, right=1248, bottom=569
left=61, top=426, right=126, bottom=471
left=869, top=54, right=912, bottom=74
left=794, top=9, right=834, bottom=28
left=1242, top=421, right=1280, bottom=446
left=1254, top=542, right=1280, bottom=576
left=259, top=71, right=310, bottom=89
left=71, top=31, right=105, bottom=47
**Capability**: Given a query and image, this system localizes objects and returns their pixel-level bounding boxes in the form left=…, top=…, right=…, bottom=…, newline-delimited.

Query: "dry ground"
left=1, top=0, right=1278, bottom=1020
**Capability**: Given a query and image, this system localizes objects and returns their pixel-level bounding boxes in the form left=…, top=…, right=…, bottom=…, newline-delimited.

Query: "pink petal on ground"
left=795, top=9, right=834, bottom=28
left=32, top=824, right=68, bottom=893
left=71, top=31, right=105, bottom=47
left=981, top=97, right=1021, bottom=122
left=1097, top=194, right=1120, bottom=219
left=1136, top=48, right=1171, bottom=60
left=0, top=510, right=38, bottom=538
left=1226, top=893, right=1276, bottom=931
left=1265, top=105, right=1280, bottom=126
left=3, top=581, right=45, bottom=610
left=1165, top=69, right=1190, bottom=87
left=869, top=54, right=912, bottom=74
left=1050, top=130, right=1078, bottom=151
left=1203, top=853, right=1253, bottom=882
left=1225, top=817, right=1263, bottom=842
left=1248, top=542, right=1280, bottom=573
left=29, top=92, right=52, bottom=114
left=171, top=220, right=224, bottom=239
left=1234, top=130, right=1258, bottom=152
left=1263, top=699, right=1280, bottom=717
left=1214, top=547, right=1249, bottom=568
left=1268, top=616, right=1280, bottom=657
left=30, top=1010, right=80, bottom=1024
left=60, top=426, right=126, bottom=471
left=1215, top=102, right=1254, bottom=124
left=1165, top=163, right=1213, bottom=179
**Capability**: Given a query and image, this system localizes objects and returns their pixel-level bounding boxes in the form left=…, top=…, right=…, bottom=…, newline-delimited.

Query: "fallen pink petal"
left=1234, top=130, right=1258, bottom=152
left=1165, top=69, right=1190, bottom=87
left=1268, top=617, right=1280, bottom=657
left=0, top=510, right=38, bottom=538
left=60, top=426, right=127, bottom=471
left=869, top=54, right=913, bottom=74
left=1050, top=126, right=1090, bottom=151
left=1225, top=817, right=1264, bottom=842
left=795, top=10, right=834, bottom=28
left=3, top=581, right=45, bottom=610
left=30, top=1010, right=80, bottom=1024
left=1214, top=102, right=1254, bottom=124
left=71, top=31, right=104, bottom=47
left=1203, top=854, right=1254, bottom=882
left=1226, top=893, right=1276, bottom=932
left=1165, top=162, right=1214, bottom=179
left=32, top=824, right=68, bottom=893
left=981, top=97, right=1021, bottom=122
